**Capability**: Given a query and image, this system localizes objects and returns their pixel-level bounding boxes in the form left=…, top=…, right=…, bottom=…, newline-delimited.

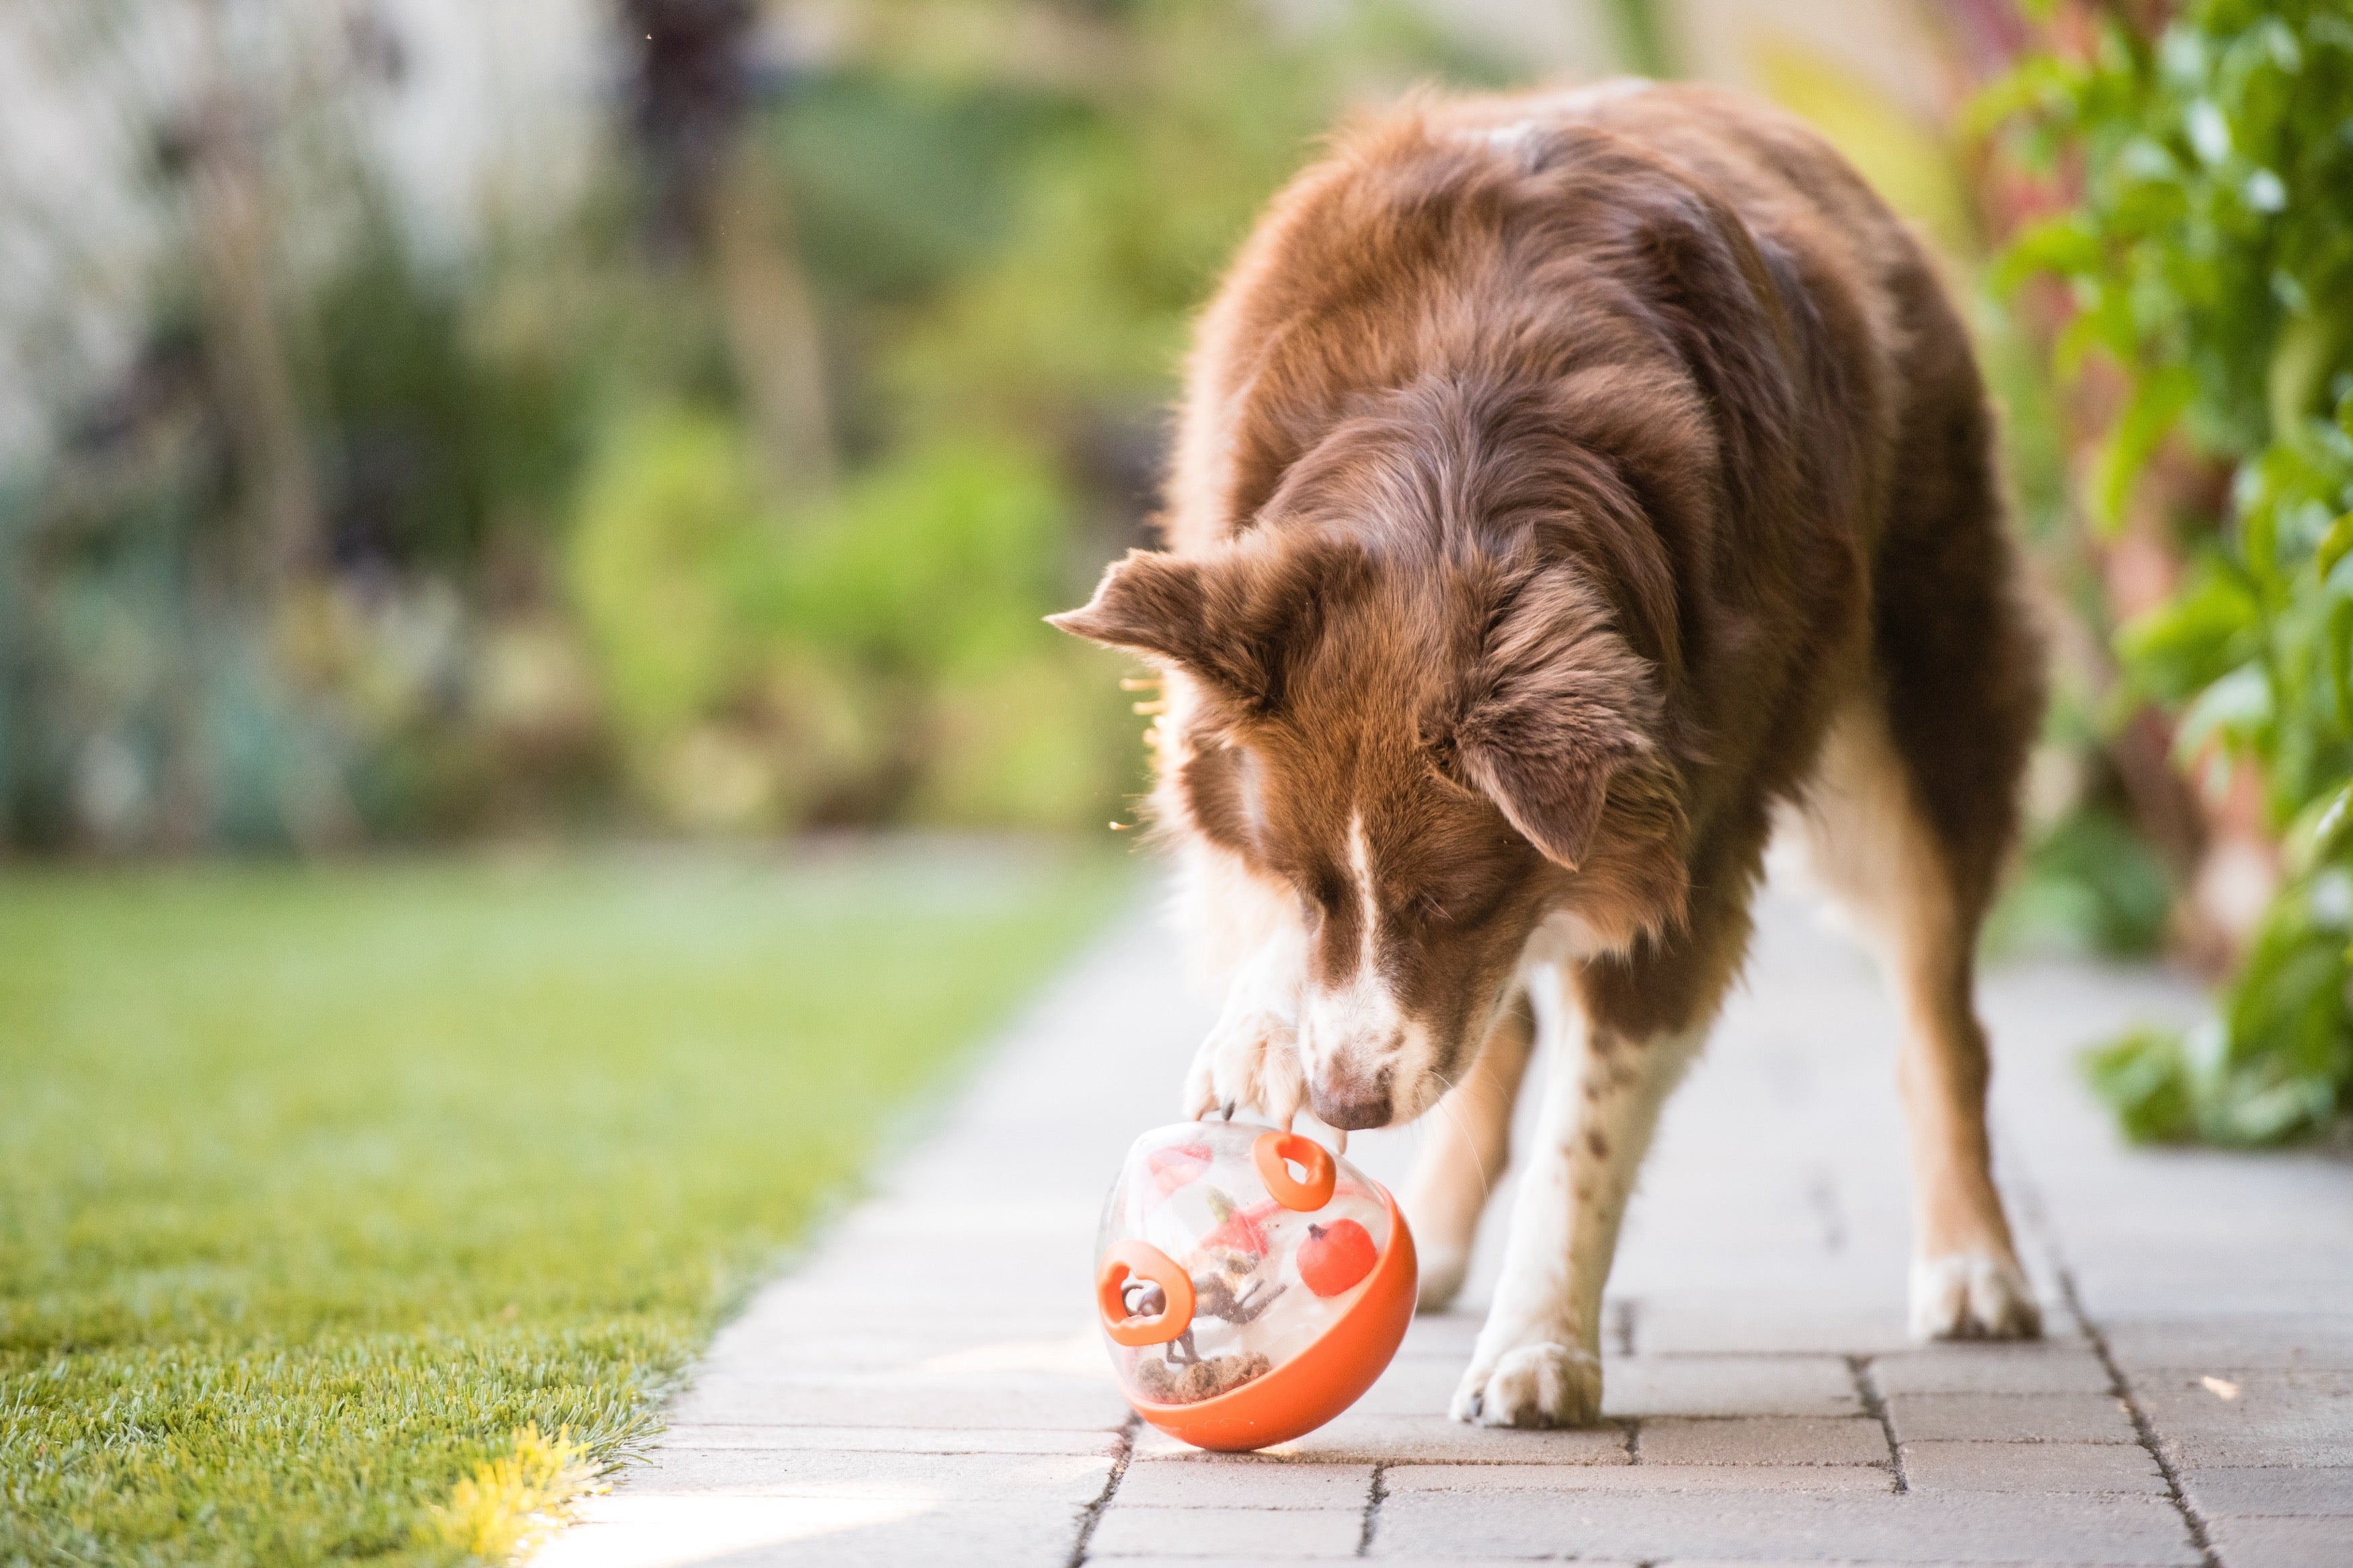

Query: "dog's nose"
left=1309, top=1078, right=1392, bottom=1131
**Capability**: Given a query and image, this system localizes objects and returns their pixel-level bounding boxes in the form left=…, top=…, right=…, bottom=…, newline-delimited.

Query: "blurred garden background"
left=2, top=0, right=2349, bottom=1561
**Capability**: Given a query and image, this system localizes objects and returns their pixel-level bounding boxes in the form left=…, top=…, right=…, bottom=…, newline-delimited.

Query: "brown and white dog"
left=1051, top=81, right=2045, bottom=1428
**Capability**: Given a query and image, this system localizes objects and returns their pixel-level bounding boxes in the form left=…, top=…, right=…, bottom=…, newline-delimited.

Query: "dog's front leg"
left=1452, top=962, right=1702, bottom=1427
left=1182, top=924, right=1309, bottom=1124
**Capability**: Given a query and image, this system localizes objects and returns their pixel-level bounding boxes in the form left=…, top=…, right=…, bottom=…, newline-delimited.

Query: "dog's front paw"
left=1910, top=1252, right=2042, bottom=1341
left=1183, top=1001, right=1306, bottom=1126
left=1449, top=1342, right=1603, bottom=1428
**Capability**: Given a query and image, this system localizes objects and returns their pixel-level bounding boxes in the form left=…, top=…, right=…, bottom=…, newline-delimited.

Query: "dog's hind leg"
left=1402, top=997, right=1534, bottom=1311
left=1796, top=699, right=2041, bottom=1339
left=1449, top=966, right=1706, bottom=1427
left=1817, top=251, right=2044, bottom=1339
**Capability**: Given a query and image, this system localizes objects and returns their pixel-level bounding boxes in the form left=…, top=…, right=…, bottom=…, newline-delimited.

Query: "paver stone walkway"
left=534, top=878, right=2353, bottom=1567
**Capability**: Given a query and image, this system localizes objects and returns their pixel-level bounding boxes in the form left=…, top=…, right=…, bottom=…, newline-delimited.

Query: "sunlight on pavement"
left=535, top=1496, right=937, bottom=1568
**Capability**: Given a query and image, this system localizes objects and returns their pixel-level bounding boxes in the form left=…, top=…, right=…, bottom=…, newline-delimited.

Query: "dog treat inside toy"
left=1095, top=1120, right=1415, bottom=1447
left=1115, top=1249, right=1287, bottom=1403
left=1133, top=1349, right=1274, bottom=1403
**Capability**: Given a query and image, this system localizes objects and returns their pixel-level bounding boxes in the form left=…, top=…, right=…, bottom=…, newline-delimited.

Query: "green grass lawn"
left=0, top=841, right=1134, bottom=1565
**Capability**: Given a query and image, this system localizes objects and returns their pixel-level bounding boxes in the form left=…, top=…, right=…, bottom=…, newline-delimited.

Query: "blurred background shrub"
left=1979, top=0, right=2353, bottom=1144
left=1, top=0, right=2346, bottom=1141
left=0, top=0, right=1499, bottom=852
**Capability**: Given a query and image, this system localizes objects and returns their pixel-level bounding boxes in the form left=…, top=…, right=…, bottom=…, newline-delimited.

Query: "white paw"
left=1450, top=1341, right=1603, bottom=1428
left=1415, top=1248, right=1470, bottom=1313
left=1910, top=1252, right=2043, bottom=1341
left=1183, top=989, right=1305, bottom=1126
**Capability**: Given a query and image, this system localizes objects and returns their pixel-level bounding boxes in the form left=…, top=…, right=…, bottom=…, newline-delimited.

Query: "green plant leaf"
left=2317, top=510, right=2353, bottom=578
left=2001, top=1, right=2353, bottom=1147
left=2173, top=661, right=2272, bottom=761
left=2091, top=366, right=2196, bottom=531
left=2083, top=1027, right=2197, bottom=1143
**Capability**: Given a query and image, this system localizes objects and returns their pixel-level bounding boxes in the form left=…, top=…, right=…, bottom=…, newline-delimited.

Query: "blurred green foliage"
left=1987, top=0, right=2353, bottom=1143
left=0, top=0, right=1497, bottom=852
left=566, top=409, right=1112, bottom=826
left=1986, top=802, right=2177, bottom=957
left=561, top=1, right=1494, bottom=834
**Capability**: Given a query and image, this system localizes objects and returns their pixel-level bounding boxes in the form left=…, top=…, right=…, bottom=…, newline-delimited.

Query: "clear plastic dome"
left=1095, top=1120, right=1398, bottom=1408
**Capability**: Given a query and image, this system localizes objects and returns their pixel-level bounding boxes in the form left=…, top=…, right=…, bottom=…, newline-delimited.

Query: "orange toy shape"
left=1094, top=1120, right=1417, bottom=1451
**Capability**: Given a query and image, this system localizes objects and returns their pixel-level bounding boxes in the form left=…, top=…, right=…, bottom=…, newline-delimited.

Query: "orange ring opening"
left=1098, top=1240, right=1195, bottom=1346
left=1254, top=1130, right=1336, bottom=1210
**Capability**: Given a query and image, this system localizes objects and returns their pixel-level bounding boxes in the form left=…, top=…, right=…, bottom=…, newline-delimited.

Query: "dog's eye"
left=1297, top=874, right=1343, bottom=925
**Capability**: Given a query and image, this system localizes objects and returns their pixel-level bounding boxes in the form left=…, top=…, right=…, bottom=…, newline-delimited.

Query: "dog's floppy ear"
left=1048, top=549, right=1211, bottom=663
left=1452, top=572, right=1673, bottom=873
left=1049, top=538, right=1369, bottom=706
left=1457, top=729, right=1621, bottom=871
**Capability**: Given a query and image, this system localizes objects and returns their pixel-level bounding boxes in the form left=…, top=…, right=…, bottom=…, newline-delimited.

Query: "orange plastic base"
left=1122, top=1184, right=1417, bottom=1452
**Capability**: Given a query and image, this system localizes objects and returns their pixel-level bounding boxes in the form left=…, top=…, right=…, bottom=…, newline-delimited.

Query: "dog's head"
left=1053, top=489, right=1689, bottom=1129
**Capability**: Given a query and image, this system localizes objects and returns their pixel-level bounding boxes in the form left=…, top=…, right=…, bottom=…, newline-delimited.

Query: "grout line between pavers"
left=2055, top=1264, right=2221, bottom=1568
left=1848, top=1354, right=1904, bottom=1493
left=2001, top=1130, right=2220, bottom=1568
left=1066, top=1412, right=1140, bottom=1568
left=1355, top=1462, right=1388, bottom=1557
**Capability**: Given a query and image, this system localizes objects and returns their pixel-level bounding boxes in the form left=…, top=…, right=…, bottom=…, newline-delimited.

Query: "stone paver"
left=2134, top=1371, right=2353, bottom=1468
left=1100, top=1562, right=1618, bottom=1568
left=1088, top=1507, right=1364, bottom=1558
left=1870, top=1344, right=2114, bottom=1395
left=531, top=882, right=2353, bottom=1567
left=541, top=1497, right=1088, bottom=1567
left=1897, top=1440, right=2165, bottom=1493
left=2201, top=1516, right=2353, bottom=1568
left=1115, top=1459, right=1377, bottom=1510
left=2182, top=1468, right=2353, bottom=1515
left=1380, top=1463, right=1893, bottom=1493
left=651, top=1423, right=1125, bottom=1456
left=616, top=1449, right=1115, bottom=1503
left=1368, top=1489, right=2202, bottom=1563
left=1884, top=1391, right=2139, bottom=1445
left=1603, top=1354, right=1861, bottom=1417
left=1135, top=1413, right=1630, bottom=1467
left=1637, top=1415, right=1888, bottom=1466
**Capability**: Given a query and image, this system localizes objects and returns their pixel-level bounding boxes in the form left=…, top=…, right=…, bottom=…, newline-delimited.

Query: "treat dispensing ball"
left=1094, top=1120, right=1417, bottom=1450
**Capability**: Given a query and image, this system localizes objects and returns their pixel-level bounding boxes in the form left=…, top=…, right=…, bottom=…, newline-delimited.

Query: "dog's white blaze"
left=1292, top=811, right=1431, bottom=1114
left=1346, top=811, right=1379, bottom=981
